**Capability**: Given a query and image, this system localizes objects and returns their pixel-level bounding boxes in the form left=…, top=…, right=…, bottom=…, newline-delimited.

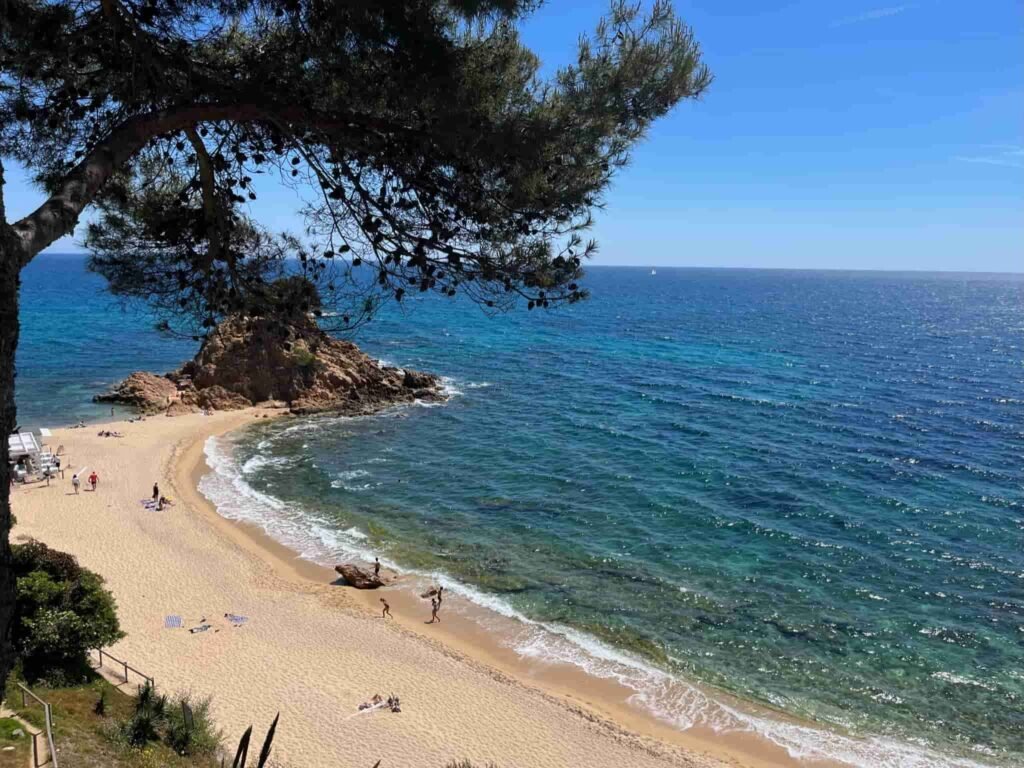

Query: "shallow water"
left=18, top=256, right=1024, bottom=766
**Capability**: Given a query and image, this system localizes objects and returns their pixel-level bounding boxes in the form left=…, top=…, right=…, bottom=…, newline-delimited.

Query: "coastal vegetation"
left=5, top=675, right=223, bottom=768
left=11, top=539, right=122, bottom=685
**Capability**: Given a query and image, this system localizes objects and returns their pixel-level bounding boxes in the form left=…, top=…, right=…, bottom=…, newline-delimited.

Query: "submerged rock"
left=334, top=563, right=385, bottom=589
left=96, top=315, right=444, bottom=417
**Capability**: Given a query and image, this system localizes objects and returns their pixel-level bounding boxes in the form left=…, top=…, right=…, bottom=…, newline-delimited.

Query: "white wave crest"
left=198, top=435, right=997, bottom=768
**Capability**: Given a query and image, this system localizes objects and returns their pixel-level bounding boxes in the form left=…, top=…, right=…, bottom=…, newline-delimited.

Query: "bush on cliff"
left=11, top=540, right=123, bottom=684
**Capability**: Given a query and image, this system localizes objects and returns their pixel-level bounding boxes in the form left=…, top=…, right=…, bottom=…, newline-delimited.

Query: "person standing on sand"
left=71, top=474, right=80, bottom=494
left=152, top=482, right=159, bottom=502
left=428, top=597, right=441, bottom=624
left=88, top=471, right=98, bottom=491
left=436, top=585, right=444, bottom=606
left=380, top=598, right=391, bottom=619
left=374, top=557, right=381, bottom=577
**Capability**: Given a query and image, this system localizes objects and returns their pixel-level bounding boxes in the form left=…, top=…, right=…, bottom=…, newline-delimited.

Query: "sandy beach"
left=11, top=411, right=834, bottom=768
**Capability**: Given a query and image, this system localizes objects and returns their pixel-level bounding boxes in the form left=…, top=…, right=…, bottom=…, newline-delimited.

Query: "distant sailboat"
left=651, top=268, right=657, bottom=275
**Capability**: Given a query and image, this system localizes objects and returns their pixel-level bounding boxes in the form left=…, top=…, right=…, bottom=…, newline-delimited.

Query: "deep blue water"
left=17, top=254, right=1024, bottom=767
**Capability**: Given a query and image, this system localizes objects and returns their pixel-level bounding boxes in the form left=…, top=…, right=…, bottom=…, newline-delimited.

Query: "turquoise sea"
left=16, top=254, right=1024, bottom=767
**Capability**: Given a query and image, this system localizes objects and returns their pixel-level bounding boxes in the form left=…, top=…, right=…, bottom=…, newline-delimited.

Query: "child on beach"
left=152, top=482, right=159, bottom=501
left=380, top=598, right=391, bottom=619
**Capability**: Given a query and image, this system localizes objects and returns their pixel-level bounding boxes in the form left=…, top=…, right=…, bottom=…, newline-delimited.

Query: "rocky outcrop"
left=165, top=401, right=199, bottom=417
left=95, top=372, right=178, bottom=414
left=334, top=563, right=385, bottom=589
left=195, top=385, right=252, bottom=411
left=95, top=315, right=444, bottom=417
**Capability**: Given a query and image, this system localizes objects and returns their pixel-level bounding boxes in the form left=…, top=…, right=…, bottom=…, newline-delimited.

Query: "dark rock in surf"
left=334, top=563, right=385, bottom=589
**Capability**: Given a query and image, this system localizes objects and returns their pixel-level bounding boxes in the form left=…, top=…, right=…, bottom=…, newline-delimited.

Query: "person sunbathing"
left=358, top=694, right=383, bottom=711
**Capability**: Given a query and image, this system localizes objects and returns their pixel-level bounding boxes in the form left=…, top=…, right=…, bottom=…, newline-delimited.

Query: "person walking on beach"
left=380, top=598, right=391, bottom=619
left=71, top=474, right=80, bottom=494
left=428, top=597, right=441, bottom=624
left=152, top=482, right=159, bottom=502
left=436, top=585, right=444, bottom=606
left=88, top=471, right=98, bottom=492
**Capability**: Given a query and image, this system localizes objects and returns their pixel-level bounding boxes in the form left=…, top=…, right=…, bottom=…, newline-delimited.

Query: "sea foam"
left=198, top=434, right=995, bottom=768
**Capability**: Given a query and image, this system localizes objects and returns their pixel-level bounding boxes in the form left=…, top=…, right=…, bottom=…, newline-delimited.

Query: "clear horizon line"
left=34, top=250, right=1024, bottom=276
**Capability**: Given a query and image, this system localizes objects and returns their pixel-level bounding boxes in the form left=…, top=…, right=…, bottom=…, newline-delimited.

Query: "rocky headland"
left=95, top=316, right=444, bottom=416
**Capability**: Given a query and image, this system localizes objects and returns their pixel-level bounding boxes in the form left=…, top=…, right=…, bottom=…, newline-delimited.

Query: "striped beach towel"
left=164, top=615, right=183, bottom=629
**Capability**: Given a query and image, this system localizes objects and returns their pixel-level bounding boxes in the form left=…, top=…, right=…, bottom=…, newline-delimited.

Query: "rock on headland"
left=95, top=316, right=444, bottom=416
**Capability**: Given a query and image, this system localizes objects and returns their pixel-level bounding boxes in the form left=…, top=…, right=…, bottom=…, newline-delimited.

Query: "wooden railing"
left=91, top=648, right=155, bottom=690
left=15, top=682, right=57, bottom=768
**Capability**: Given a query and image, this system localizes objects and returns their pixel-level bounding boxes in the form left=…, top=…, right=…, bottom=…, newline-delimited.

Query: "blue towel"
left=164, top=615, right=183, bottom=629
left=225, top=614, right=248, bottom=624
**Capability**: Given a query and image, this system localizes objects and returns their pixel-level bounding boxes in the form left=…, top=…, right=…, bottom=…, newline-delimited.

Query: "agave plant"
left=223, top=713, right=279, bottom=768
left=221, top=715, right=382, bottom=768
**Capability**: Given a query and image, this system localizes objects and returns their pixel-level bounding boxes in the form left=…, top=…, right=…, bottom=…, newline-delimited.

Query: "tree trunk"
left=0, top=166, right=19, bottom=691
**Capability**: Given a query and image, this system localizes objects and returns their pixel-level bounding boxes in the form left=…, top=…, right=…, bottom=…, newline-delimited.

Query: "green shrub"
left=164, top=695, right=221, bottom=756
left=114, top=683, right=223, bottom=757
left=12, top=539, right=124, bottom=682
left=291, top=345, right=317, bottom=369
left=118, top=682, right=167, bottom=748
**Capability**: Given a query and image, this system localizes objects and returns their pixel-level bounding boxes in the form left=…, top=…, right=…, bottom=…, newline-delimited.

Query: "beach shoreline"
left=13, top=409, right=841, bottom=767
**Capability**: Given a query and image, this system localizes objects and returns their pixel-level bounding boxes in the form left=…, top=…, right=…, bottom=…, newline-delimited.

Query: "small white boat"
left=651, top=269, right=657, bottom=275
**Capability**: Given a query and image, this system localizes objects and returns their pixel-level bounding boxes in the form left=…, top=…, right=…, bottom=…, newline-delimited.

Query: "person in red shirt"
left=88, top=471, right=98, bottom=491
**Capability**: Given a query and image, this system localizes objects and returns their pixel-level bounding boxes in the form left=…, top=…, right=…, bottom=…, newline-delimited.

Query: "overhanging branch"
left=8, top=103, right=422, bottom=269
left=184, top=126, right=221, bottom=268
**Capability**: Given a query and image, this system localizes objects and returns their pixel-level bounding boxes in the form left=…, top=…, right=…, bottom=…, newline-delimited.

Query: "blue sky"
left=5, top=0, right=1022, bottom=271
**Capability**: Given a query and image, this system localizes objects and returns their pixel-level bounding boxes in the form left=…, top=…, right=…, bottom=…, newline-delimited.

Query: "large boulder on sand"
left=334, top=563, right=385, bottom=589
left=95, top=372, right=178, bottom=413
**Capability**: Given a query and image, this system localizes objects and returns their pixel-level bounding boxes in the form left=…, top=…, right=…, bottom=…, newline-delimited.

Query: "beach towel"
left=164, top=615, right=183, bottom=629
left=189, top=624, right=212, bottom=634
left=224, top=614, right=248, bottom=625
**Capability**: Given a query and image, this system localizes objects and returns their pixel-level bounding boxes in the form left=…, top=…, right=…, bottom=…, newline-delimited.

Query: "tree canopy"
left=1, top=0, right=710, bottom=334
left=0, top=0, right=710, bottom=689
left=11, top=539, right=123, bottom=683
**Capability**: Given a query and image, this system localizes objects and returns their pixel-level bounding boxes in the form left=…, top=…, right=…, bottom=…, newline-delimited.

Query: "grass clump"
left=0, top=715, right=31, bottom=767
left=5, top=676, right=221, bottom=768
left=116, top=682, right=221, bottom=758
left=165, top=695, right=220, bottom=757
